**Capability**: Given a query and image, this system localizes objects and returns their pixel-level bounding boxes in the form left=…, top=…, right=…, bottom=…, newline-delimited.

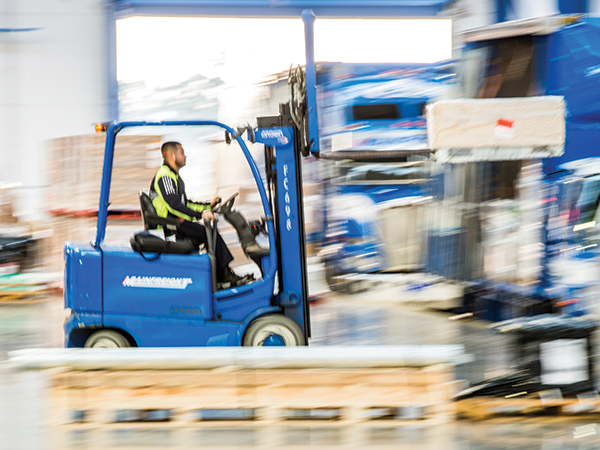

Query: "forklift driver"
left=149, top=141, right=248, bottom=287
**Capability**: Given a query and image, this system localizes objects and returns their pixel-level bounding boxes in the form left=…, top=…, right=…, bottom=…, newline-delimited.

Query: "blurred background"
left=5, top=0, right=600, bottom=448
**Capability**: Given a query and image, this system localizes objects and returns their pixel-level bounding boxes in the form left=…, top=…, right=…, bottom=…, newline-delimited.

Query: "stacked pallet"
left=8, top=346, right=466, bottom=427
left=46, top=366, right=460, bottom=425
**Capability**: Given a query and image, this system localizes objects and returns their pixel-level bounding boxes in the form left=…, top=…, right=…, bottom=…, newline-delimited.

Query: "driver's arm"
left=194, top=197, right=220, bottom=221
left=187, top=196, right=221, bottom=214
left=186, top=199, right=213, bottom=216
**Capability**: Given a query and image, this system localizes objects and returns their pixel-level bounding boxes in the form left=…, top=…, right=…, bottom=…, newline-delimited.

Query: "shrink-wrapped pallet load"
left=427, top=96, right=566, bottom=163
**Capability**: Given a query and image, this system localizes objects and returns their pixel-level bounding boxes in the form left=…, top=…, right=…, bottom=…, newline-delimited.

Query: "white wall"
left=0, top=0, right=107, bottom=221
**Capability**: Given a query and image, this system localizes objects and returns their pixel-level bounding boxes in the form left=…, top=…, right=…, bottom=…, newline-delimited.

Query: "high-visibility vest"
left=152, top=165, right=210, bottom=221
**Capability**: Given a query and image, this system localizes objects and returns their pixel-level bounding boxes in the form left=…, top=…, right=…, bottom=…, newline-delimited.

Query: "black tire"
left=84, top=330, right=131, bottom=348
left=324, top=262, right=364, bottom=294
left=243, top=315, right=305, bottom=346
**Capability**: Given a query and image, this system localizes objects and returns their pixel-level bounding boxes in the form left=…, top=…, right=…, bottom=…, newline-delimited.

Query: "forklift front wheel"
left=84, top=330, right=131, bottom=348
left=243, top=315, right=305, bottom=346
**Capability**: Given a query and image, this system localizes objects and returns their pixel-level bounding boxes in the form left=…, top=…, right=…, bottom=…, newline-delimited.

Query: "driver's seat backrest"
left=130, top=191, right=196, bottom=255
left=140, top=191, right=156, bottom=231
left=139, top=191, right=176, bottom=236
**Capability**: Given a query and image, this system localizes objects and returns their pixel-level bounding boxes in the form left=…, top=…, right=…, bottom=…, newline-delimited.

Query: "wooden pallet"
left=0, top=273, right=56, bottom=301
left=0, top=286, right=50, bottom=301
left=456, top=394, right=600, bottom=420
left=45, top=421, right=463, bottom=450
left=45, top=366, right=461, bottom=426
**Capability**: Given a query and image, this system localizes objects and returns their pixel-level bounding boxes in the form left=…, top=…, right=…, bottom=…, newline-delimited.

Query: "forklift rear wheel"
left=84, top=330, right=131, bottom=348
left=243, top=315, right=305, bottom=346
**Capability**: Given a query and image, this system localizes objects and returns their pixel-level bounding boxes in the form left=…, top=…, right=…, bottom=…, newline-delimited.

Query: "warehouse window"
left=352, top=104, right=400, bottom=121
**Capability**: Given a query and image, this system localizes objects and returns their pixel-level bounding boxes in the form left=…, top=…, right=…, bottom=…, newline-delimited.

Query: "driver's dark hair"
left=161, top=141, right=181, bottom=157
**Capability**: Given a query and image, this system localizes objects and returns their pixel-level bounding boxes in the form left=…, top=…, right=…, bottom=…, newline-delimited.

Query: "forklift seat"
left=130, top=192, right=197, bottom=255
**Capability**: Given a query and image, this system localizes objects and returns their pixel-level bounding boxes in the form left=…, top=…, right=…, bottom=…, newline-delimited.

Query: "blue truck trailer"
left=308, top=62, right=455, bottom=292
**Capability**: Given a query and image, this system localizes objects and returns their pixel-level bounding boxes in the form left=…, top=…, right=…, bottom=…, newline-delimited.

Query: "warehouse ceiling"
left=111, top=0, right=454, bottom=18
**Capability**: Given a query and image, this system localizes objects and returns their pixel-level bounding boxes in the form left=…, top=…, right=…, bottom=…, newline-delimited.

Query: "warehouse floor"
left=0, top=265, right=599, bottom=449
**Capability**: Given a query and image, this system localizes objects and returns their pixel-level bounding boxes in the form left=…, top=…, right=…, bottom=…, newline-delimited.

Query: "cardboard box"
left=47, top=134, right=162, bottom=212
left=427, top=96, right=565, bottom=163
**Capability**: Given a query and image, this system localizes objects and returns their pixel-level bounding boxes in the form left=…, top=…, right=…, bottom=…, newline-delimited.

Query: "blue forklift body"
left=64, top=121, right=309, bottom=347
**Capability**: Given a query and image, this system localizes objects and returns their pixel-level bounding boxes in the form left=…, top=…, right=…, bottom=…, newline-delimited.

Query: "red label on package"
left=496, top=118, right=514, bottom=128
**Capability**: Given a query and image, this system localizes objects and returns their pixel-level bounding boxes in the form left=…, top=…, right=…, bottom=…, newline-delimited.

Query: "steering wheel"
left=213, top=192, right=239, bottom=214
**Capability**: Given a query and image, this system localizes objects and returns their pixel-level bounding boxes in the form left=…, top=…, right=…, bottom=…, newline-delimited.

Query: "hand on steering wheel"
left=201, top=210, right=215, bottom=221
left=212, top=192, right=239, bottom=214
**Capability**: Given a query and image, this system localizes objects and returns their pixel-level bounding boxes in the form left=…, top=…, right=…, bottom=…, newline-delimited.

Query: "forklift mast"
left=254, top=103, right=311, bottom=340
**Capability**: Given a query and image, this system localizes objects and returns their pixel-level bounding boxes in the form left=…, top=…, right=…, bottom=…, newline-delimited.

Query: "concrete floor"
left=0, top=270, right=599, bottom=449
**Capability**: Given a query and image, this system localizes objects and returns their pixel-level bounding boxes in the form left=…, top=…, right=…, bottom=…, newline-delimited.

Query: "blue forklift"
left=63, top=7, right=452, bottom=347
left=64, top=111, right=311, bottom=347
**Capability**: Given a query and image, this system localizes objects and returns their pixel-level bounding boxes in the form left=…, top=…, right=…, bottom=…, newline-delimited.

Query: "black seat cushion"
left=130, top=231, right=196, bottom=255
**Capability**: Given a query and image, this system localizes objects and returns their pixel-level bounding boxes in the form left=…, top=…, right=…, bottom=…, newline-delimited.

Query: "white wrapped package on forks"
left=427, top=96, right=566, bottom=163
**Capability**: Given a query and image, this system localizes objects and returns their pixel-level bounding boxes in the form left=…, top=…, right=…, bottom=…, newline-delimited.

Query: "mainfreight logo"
left=122, top=276, right=193, bottom=290
left=260, top=128, right=289, bottom=145
left=261, top=129, right=283, bottom=139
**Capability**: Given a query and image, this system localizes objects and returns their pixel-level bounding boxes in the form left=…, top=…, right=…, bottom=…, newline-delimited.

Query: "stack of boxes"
left=0, top=185, right=17, bottom=225
left=46, top=134, right=162, bottom=270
